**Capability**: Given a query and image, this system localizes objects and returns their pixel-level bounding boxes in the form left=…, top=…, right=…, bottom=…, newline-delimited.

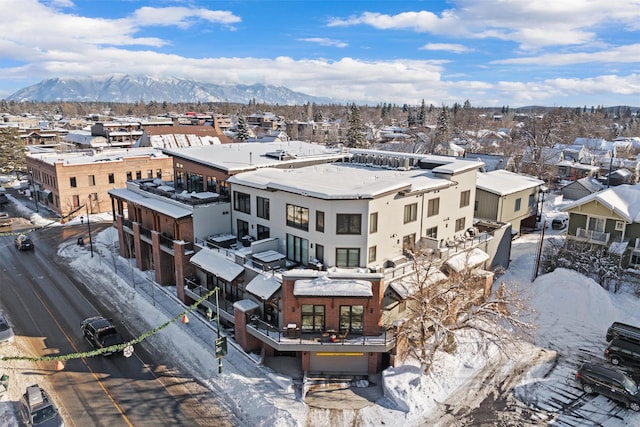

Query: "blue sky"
left=1, top=0, right=640, bottom=107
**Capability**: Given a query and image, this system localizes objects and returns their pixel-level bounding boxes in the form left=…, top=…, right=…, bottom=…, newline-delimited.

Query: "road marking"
left=29, top=284, right=135, bottom=427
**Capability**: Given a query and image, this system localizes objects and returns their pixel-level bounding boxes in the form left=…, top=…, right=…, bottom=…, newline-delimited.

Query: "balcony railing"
left=247, top=316, right=396, bottom=351
left=574, top=227, right=610, bottom=245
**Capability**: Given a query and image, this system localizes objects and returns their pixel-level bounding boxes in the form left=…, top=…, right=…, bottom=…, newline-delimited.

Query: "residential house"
left=560, top=177, right=605, bottom=201
left=563, top=183, right=640, bottom=267
left=475, top=170, right=545, bottom=234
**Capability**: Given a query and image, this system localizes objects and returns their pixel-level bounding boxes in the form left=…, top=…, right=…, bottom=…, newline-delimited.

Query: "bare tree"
left=397, top=251, right=534, bottom=374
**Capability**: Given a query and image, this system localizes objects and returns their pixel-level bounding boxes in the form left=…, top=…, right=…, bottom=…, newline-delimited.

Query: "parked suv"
left=606, top=322, right=640, bottom=344
left=19, top=384, right=64, bottom=426
left=605, top=338, right=640, bottom=368
left=81, top=316, right=133, bottom=357
left=575, top=363, right=640, bottom=411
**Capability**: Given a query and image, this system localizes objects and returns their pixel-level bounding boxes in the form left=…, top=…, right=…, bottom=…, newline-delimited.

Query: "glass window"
left=257, top=224, right=270, bottom=240
left=336, top=214, right=361, bottom=234
left=455, top=217, right=466, bottom=232
left=515, top=198, right=522, bottom=211
left=339, top=305, right=364, bottom=332
left=403, top=234, right=415, bottom=251
left=69, top=177, right=77, bottom=188
left=588, top=217, right=606, bottom=232
left=427, top=198, right=440, bottom=217
left=369, top=212, right=378, bottom=233
left=234, top=191, right=251, bottom=214
left=336, top=248, right=360, bottom=267
left=286, top=204, right=309, bottom=231
left=460, top=190, right=470, bottom=208
left=426, top=226, right=437, bottom=238
left=156, top=169, right=162, bottom=179
left=237, top=219, right=249, bottom=238
left=528, top=193, right=535, bottom=207
left=256, top=196, right=269, bottom=219
left=316, top=211, right=324, bottom=232
left=286, top=233, right=309, bottom=265
left=301, top=304, right=325, bottom=331
left=88, top=175, right=95, bottom=186
left=126, top=171, right=132, bottom=181
left=368, top=246, right=377, bottom=262
left=404, top=203, right=418, bottom=223
left=315, top=244, right=324, bottom=264
left=108, top=173, right=115, bottom=184
left=206, top=176, right=217, bottom=192
left=136, top=170, right=142, bottom=180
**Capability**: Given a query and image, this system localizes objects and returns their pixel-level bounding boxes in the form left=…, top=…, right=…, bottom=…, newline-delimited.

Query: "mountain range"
left=7, top=74, right=337, bottom=105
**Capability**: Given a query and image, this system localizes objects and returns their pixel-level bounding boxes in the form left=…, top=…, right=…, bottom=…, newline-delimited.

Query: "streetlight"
left=28, top=169, right=39, bottom=213
left=85, top=203, right=94, bottom=258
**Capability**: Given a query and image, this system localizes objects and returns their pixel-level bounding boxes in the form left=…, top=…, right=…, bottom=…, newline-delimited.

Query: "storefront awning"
left=190, top=249, right=244, bottom=282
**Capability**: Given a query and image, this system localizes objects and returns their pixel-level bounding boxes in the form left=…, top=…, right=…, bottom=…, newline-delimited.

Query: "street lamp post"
left=85, top=203, right=94, bottom=257
left=28, top=170, right=39, bottom=213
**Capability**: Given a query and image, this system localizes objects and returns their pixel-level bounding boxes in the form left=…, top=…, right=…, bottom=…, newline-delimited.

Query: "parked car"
left=551, top=215, right=568, bottom=230
left=0, top=212, right=11, bottom=227
left=575, top=362, right=640, bottom=411
left=19, top=384, right=64, bottom=426
left=80, top=316, right=132, bottom=357
left=605, top=338, right=640, bottom=368
left=606, top=321, right=640, bottom=344
left=15, top=234, right=34, bottom=251
left=0, top=312, right=15, bottom=344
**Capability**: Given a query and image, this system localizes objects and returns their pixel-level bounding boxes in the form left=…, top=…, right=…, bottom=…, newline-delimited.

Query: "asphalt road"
left=0, top=212, right=235, bottom=426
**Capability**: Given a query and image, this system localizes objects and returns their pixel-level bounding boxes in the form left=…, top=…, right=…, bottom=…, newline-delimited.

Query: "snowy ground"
left=1, top=182, right=640, bottom=426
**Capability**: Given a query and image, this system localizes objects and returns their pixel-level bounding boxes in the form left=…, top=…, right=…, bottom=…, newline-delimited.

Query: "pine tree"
left=435, top=105, right=450, bottom=144
left=418, top=99, right=426, bottom=126
left=346, top=103, right=367, bottom=148
left=236, top=115, right=250, bottom=141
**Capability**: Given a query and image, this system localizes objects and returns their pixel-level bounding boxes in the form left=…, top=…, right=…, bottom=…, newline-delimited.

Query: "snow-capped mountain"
left=7, top=74, right=336, bottom=105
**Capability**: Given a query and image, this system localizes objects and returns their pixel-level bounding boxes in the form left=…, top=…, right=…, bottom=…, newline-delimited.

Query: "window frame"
left=256, top=196, right=270, bottom=219
left=460, top=190, right=470, bottom=208
left=427, top=197, right=440, bottom=217
left=286, top=204, right=309, bottom=231
left=336, top=213, right=361, bottom=235
left=403, top=203, right=418, bottom=223
left=369, top=212, right=378, bottom=233
left=233, top=191, right=251, bottom=214
left=336, top=248, right=360, bottom=267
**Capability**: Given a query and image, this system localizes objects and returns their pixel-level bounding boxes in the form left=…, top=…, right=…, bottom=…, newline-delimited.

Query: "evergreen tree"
left=435, top=105, right=450, bottom=144
left=418, top=99, right=426, bottom=126
left=346, top=103, right=367, bottom=148
left=236, top=115, right=250, bottom=141
left=0, top=127, right=26, bottom=177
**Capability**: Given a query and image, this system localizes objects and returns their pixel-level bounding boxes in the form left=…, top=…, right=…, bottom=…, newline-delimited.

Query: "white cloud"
left=132, top=7, right=241, bottom=29
left=420, top=43, right=471, bottom=53
left=298, top=37, right=348, bottom=48
left=493, top=44, right=640, bottom=66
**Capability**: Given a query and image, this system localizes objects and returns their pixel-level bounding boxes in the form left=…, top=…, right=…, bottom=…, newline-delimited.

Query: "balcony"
left=247, top=316, right=396, bottom=353
left=573, top=227, right=610, bottom=245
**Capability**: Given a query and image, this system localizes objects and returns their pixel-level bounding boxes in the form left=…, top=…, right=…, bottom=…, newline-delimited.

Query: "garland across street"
left=1, top=289, right=217, bottom=362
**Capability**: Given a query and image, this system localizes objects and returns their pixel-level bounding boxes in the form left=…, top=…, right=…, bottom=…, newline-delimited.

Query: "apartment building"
left=107, top=146, right=514, bottom=375
left=26, top=147, right=173, bottom=217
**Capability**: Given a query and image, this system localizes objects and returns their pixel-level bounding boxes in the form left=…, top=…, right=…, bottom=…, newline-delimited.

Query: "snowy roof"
left=445, top=248, right=490, bottom=273
left=476, top=170, right=544, bottom=196
left=389, top=267, right=448, bottom=299
left=108, top=188, right=192, bottom=219
left=233, top=299, right=259, bottom=313
left=28, top=147, right=167, bottom=166
left=563, top=183, right=640, bottom=223
left=227, top=162, right=454, bottom=200
left=163, top=141, right=348, bottom=173
left=293, top=276, right=373, bottom=297
left=246, top=274, right=282, bottom=300
left=190, top=248, right=244, bottom=282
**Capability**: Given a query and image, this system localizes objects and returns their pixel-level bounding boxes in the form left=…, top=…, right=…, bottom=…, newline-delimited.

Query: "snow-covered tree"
left=345, top=103, right=367, bottom=148
left=0, top=127, right=26, bottom=177
left=236, top=115, right=250, bottom=142
left=397, top=250, right=533, bottom=374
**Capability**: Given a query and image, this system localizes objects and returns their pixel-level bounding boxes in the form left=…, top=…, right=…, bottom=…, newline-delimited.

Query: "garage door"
left=309, top=351, right=368, bottom=374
